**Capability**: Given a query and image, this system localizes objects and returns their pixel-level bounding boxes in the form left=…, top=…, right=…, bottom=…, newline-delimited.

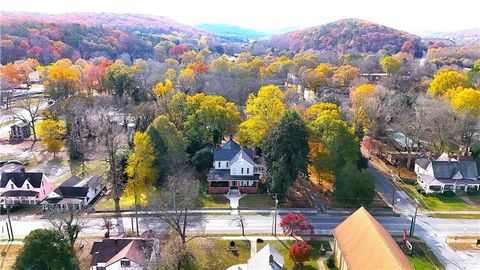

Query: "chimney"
left=269, top=254, right=274, bottom=265
left=20, top=167, right=25, bottom=173
left=229, top=134, right=233, bottom=140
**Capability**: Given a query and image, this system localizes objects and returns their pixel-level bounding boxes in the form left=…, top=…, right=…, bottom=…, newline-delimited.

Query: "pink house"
left=0, top=171, right=54, bottom=205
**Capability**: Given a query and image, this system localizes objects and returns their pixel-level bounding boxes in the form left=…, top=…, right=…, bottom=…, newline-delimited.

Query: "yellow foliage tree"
left=351, top=84, right=377, bottom=131
left=44, top=59, right=81, bottom=99
left=429, top=70, right=469, bottom=97
left=177, top=67, right=196, bottom=92
left=380, top=56, right=402, bottom=75
left=125, top=132, right=158, bottom=202
left=448, top=87, right=480, bottom=117
left=238, top=85, right=286, bottom=147
left=332, top=65, right=360, bottom=87
left=304, top=103, right=340, bottom=122
left=36, top=119, right=66, bottom=157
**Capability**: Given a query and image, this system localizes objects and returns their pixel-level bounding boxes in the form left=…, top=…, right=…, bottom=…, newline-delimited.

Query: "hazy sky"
left=2, top=0, right=479, bottom=34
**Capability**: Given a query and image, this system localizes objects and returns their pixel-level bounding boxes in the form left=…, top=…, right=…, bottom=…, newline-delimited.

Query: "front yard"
left=0, top=243, right=22, bottom=269
left=199, top=194, right=230, bottom=208
left=239, top=194, right=275, bottom=208
left=257, top=240, right=330, bottom=270
left=404, top=241, right=445, bottom=270
left=188, top=239, right=251, bottom=269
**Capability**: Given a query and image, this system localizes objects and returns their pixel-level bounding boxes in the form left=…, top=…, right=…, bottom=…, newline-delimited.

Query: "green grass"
left=239, top=194, right=275, bottom=208
left=399, top=183, right=477, bottom=211
left=430, top=213, right=480, bottom=219
left=189, top=239, right=250, bottom=269
left=200, top=194, right=230, bottom=208
left=257, top=240, right=330, bottom=270
left=323, top=256, right=339, bottom=270
left=405, top=241, right=444, bottom=270
left=94, top=193, right=148, bottom=211
left=465, top=195, right=480, bottom=205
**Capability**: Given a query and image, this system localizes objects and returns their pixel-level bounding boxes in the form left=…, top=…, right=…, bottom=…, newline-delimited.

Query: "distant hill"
left=423, top=28, right=480, bottom=46
left=259, top=19, right=424, bottom=55
left=0, top=12, right=208, bottom=64
left=196, top=24, right=268, bottom=42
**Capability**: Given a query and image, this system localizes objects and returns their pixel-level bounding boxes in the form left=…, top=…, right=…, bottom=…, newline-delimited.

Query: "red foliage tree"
left=188, top=62, right=208, bottom=74
left=169, top=44, right=188, bottom=56
left=288, top=241, right=312, bottom=264
left=280, top=213, right=313, bottom=237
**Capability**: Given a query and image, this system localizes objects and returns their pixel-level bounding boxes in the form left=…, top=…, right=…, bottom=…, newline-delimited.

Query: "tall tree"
left=45, top=208, right=85, bottom=249
left=44, top=59, right=81, bottom=100
left=333, top=162, right=374, bottom=205
left=36, top=118, right=67, bottom=157
left=13, top=96, right=43, bottom=141
left=380, top=56, right=402, bottom=75
left=238, top=85, right=286, bottom=147
left=262, top=110, right=309, bottom=198
left=428, top=70, right=469, bottom=97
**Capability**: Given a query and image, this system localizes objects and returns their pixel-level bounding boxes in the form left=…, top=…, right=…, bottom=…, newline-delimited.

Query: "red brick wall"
left=239, top=186, right=258, bottom=193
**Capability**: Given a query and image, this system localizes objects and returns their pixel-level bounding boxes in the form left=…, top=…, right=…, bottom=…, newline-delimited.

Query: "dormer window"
left=27, top=184, right=30, bottom=189
left=11, top=184, right=14, bottom=189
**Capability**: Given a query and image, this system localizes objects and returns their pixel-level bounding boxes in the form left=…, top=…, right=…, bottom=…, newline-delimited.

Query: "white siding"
left=214, top=160, right=230, bottom=169
left=230, top=160, right=254, bottom=176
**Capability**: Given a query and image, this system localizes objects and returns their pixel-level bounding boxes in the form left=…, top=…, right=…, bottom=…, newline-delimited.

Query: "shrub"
left=466, top=188, right=480, bottom=196
left=443, top=190, right=455, bottom=197
left=327, top=256, right=336, bottom=268
left=288, top=241, right=312, bottom=264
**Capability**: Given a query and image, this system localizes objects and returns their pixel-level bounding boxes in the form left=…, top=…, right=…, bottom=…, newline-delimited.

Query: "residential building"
left=0, top=161, right=25, bottom=175
left=9, top=122, right=31, bottom=140
left=332, top=207, right=413, bottom=270
left=90, top=238, right=158, bottom=270
left=28, top=71, right=42, bottom=83
left=415, top=153, right=479, bottom=194
left=227, top=244, right=284, bottom=270
left=42, top=175, right=105, bottom=210
left=207, top=138, right=264, bottom=193
left=0, top=171, right=54, bottom=205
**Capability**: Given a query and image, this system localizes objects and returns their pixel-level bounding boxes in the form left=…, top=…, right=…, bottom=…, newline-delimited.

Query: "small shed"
left=10, top=122, right=31, bottom=140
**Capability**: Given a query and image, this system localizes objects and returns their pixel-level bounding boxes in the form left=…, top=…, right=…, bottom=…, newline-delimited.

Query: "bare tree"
left=93, top=108, right=128, bottom=212
left=233, top=215, right=247, bottom=238
left=101, top=217, right=116, bottom=238
left=45, top=207, right=86, bottom=249
left=13, top=96, right=43, bottom=141
left=149, top=172, right=201, bottom=245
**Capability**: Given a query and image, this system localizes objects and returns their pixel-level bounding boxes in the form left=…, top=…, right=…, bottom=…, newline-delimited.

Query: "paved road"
left=368, top=161, right=480, bottom=269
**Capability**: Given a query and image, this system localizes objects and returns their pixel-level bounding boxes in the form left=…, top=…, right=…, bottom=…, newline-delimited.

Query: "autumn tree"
left=380, top=56, right=402, bottom=75
left=238, top=85, right=286, bottom=147
left=350, top=84, right=376, bottom=131
left=44, top=59, right=81, bottom=100
left=428, top=70, right=469, bottom=97
left=1, top=63, right=22, bottom=87
left=448, top=87, right=480, bottom=118
left=152, top=79, right=174, bottom=112
left=289, top=241, right=312, bottom=265
left=105, top=60, right=137, bottom=101
left=125, top=132, right=158, bottom=235
left=13, top=96, right=43, bottom=141
left=262, top=110, right=309, bottom=198
left=36, top=118, right=67, bottom=157
left=280, top=213, right=313, bottom=238
left=177, top=67, right=196, bottom=93
left=332, top=65, right=360, bottom=88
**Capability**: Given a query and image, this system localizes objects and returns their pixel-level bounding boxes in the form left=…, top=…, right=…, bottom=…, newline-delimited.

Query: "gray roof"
left=247, top=244, right=284, bottom=270
left=222, top=139, right=240, bottom=150
left=62, top=175, right=82, bottom=187
left=1, top=190, right=38, bottom=197
left=458, top=161, right=479, bottom=179
left=432, top=161, right=459, bottom=179
left=0, top=172, right=43, bottom=188
left=214, top=139, right=253, bottom=161
left=415, top=159, right=431, bottom=170
left=207, top=169, right=259, bottom=181
left=230, top=149, right=256, bottom=166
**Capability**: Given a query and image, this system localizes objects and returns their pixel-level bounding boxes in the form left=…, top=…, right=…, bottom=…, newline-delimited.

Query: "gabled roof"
left=222, top=139, right=241, bottom=150
left=247, top=244, right=284, bottom=270
left=415, top=158, right=431, bottom=170
left=432, top=161, right=460, bottom=179
left=0, top=172, right=43, bottom=188
left=458, top=160, right=479, bottom=179
left=90, top=238, right=153, bottom=268
left=333, top=207, right=413, bottom=270
left=62, top=175, right=82, bottom=187
left=1, top=190, right=38, bottom=197
left=230, top=149, right=255, bottom=166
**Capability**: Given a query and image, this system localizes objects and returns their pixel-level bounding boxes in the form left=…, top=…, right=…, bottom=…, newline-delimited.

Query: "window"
left=226, top=161, right=229, bottom=168
left=247, top=168, right=249, bottom=174
left=27, top=184, right=30, bottom=189
left=218, top=162, right=221, bottom=168
left=120, top=260, right=131, bottom=267
left=241, top=168, right=244, bottom=174
left=97, top=267, right=106, bottom=270
left=11, top=184, right=14, bottom=189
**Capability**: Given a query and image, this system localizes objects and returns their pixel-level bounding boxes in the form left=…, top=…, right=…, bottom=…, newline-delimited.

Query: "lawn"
left=239, top=194, right=275, bottom=208
left=0, top=244, right=22, bottom=269
left=399, top=183, right=477, bottom=211
left=404, top=241, right=444, bottom=270
left=94, top=193, right=148, bottom=211
left=199, top=194, right=230, bottom=208
left=257, top=240, right=330, bottom=270
left=188, top=239, right=250, bottom=269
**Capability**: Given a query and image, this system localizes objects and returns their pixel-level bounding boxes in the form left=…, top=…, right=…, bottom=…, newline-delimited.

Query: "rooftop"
left=333, top=207, right=413, bottom=270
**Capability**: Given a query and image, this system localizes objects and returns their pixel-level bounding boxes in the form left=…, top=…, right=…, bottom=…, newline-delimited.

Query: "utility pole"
left=392, top=189, right=395, bottom=210
left=409, top=203, right=418, bottom=237
left=273, top=194, right=278, bottom=236
left=3, top=204, right=14, bottom=240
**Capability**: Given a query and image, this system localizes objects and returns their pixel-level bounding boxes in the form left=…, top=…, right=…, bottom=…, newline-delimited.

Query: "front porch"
left=208, top=180, right=258, bottom=194
left=427, top=183, right=480, bottom=195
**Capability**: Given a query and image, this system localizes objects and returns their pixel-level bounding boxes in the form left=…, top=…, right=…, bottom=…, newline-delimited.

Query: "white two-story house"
left=415, top=153, right=479, bottom=194
left=42, top=175, right=105, bottom=210
left=207, top=138, right=264, bottom=194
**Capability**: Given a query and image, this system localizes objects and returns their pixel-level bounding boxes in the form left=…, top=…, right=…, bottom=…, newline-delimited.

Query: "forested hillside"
left=257, top=19, right=426, bottom=56
left=0, top=12, right=210, bottom=64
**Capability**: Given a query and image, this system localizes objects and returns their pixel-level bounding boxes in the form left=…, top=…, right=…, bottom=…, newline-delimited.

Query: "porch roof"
left=207, top=169, right=259, bottom=181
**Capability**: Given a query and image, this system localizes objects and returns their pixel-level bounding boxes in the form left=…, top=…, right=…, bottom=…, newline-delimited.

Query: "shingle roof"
left=62, top=175, right=82, bottom=187
left=458, top=161, right=479, bottom=179
left=214, top=139, right=254, bottom=161
left=432, top=161, right=460, bottom=179
left=90, top=238, right=152, bottom=268
left=207, top=169, right=260, bottom=181
left=222, top=139, right=241, bottom=150
left=1, top=190, right=39, bottom=197
left=415, top=158, right=431, bottom=170
left=247, top=244, right=284, bottom=270
left=230, top=149, right=256, bottom=166
left=0, top=172, right=43, bottom=188
left=333, top=207, right=413, bottom=270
